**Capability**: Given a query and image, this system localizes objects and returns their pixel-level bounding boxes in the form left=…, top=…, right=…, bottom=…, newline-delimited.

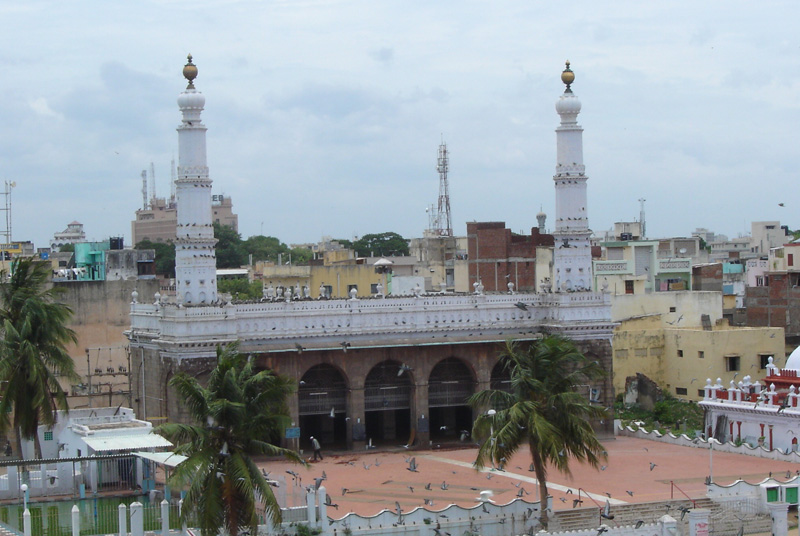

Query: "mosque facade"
left=127, top=58, right=615, bottom=450
left=701, top=352, right=800, bottom=453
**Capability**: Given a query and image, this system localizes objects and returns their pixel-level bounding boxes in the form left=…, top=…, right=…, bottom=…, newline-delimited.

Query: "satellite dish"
left=9, top=182, right=15, bottom=188
left=679, top=248, right=687, bottom=254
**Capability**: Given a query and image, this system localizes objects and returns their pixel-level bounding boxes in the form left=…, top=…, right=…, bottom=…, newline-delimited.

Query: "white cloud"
left=28, top=98, right=63, bottom=120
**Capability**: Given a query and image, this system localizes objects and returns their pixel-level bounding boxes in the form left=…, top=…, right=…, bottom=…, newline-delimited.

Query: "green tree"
left=242, top=235, right=289, bottom=264
left=218, top=279, right=264, bottom=300
left=352, top=232, right=409, bottom=257
left=135, top=240, right=176, bottom=278
left=290, top=247, right=313, bottom=265
left=0, top=259, right=79, bottom=458
left=214, top=223, right=247, bottom=268
left=158, top=342, right=304, bottom=536
left=469, top=336, right=607, bottom=529
left=58, top=244, right=75, bottom=253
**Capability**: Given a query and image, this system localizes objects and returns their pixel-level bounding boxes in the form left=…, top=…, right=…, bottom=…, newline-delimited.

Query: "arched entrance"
left=298, top=364, right=348, bottom=449
left=428, top=358, right=476, bottom=441
left=490, top=360, right=512, bottom=393
left=364, top=361, right=412, bottom=445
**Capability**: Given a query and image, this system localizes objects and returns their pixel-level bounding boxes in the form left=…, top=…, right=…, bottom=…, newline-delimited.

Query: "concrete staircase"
left=551, top=498, right=772, bottom=534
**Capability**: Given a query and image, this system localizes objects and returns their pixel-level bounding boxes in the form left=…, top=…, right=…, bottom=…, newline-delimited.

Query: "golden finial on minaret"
left=561, top=60, right=574, bottom=93
left=183, top=54, right=198, bottom=89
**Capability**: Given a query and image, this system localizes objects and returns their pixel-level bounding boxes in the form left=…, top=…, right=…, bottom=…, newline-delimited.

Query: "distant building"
left=466, top=222, right=555, bottom=293
left=131, top=193, right=238, bottom=244
left=593, top=239, right=692, bottom=295
left=50, top=221, right=86, bottom=250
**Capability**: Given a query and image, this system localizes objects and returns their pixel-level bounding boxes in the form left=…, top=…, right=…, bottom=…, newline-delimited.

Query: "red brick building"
left=466, top=222, right=554, bottom=293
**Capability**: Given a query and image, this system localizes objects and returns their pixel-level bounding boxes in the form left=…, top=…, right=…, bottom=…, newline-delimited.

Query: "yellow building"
left=612, top=291, right=784, bottom=401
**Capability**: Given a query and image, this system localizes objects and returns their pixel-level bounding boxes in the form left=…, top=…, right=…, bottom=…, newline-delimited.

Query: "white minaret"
left=552, top=61, right=593, bottom=292
left=174, top=55, right=217, bottom=305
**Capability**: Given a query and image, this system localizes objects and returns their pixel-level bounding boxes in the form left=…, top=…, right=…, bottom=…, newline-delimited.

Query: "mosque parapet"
left=128, top=291, right=614, bottom=349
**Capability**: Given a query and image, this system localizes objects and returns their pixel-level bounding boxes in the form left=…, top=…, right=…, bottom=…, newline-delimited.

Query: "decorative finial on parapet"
left=561, top=60, right=575, bottom=93
left=183, top=54, right=198, bottom=89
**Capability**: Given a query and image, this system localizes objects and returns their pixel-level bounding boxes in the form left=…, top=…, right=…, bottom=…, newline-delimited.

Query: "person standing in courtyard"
left=311, top=436, right=323, bottom=461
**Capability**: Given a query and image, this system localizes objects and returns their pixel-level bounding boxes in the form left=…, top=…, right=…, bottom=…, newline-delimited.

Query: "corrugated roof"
left=83, top=433, right=172, bottom=452
left=134, top=451, right=187, bottom=467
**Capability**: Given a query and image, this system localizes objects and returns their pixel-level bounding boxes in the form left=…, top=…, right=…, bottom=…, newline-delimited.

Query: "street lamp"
left=20, top=483, right=28, bottom=511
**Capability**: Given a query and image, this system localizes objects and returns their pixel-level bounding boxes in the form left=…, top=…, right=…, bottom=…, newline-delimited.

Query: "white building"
left=50, top=221, right=86, bottom=250
left=700, top=354, right=800, bottom=452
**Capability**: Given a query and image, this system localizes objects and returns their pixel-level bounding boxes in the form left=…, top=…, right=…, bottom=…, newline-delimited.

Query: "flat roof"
left=83, top=433, right=172, bottom=452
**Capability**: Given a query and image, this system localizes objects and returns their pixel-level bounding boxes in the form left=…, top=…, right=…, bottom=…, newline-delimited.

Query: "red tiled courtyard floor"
left=259, top=436, right=800, bottom=518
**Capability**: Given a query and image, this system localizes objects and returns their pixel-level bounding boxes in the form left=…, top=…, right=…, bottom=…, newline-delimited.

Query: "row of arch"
left=296, top=358, right=512, bottom=448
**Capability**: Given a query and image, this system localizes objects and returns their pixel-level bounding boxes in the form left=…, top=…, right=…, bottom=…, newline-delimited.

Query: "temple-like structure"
left=127, top=59, right=614, bottom=450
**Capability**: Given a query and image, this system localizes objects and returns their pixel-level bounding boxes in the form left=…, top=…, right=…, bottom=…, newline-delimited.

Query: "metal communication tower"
left=638, top=197, right=646, bottom=239
left=141, top=170, right=148, bottom=210
left=436, top=141, right=453, bottom=237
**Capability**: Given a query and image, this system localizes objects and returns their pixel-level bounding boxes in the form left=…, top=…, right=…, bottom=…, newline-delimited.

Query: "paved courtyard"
left=260, top=436, right=800, bottom=518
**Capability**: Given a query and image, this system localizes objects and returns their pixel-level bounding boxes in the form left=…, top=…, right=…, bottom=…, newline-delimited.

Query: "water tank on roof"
left=109, top=237, right=124, bottom=250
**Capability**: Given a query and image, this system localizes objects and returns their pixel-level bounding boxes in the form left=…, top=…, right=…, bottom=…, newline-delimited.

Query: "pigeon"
left=601, top=499, right=614, bottom=520
left=425, top=482, right=432, bottom=490
left=518, top=488, right=528, bottom=498
left=407, top=457, right=418, bottom=472
left=294, top=343, right=305, bottom=353
left=677, top=506, right=690, bottom=521
left=515, top=302, right=528, bottom=311
left=441, top=481, right=449, bottom=490
left=408, top=486, right=414, bottom=493
left=597, top=527, right=608, bottom=535
left=397, top=363, right=413, bottom=377
left=313, top=477, right=325, bottom=490
left=650, top=462, right=657, bottom=471
left=572, top=498, right=583, bottom=508
left=626, top=490, right=634, bottom=496
left=635, top=521, right=644, bottom=529
left=324, top=494, right=338, bottom=509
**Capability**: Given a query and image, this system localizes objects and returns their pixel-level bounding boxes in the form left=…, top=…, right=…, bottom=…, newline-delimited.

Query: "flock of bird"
left=257, top=442, right=783, bottom=534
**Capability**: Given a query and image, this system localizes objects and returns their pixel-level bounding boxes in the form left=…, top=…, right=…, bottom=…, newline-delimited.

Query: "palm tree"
left=0, top=258, right=78, bottom=459
left=469, top=335, right=608, bottom=529
left=159, top=342, right=304, bottom=536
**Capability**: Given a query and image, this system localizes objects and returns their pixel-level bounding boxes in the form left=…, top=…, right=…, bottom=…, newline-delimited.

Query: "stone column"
left=766, top=501, right=788, bottom=536
left=414, top=382, right=430, bottom=447
left=349, top=383, right=366, bottom=450
left=687, top=508, right=710, bottom=536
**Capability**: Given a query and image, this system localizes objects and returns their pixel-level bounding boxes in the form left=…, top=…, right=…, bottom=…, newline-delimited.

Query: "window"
left=726, top=355, right=740, bottom=372
left=669, top=307, right=676, bottom=313
left=675, top=387, right=688, bottom=395
left=756, top=276, right=764, bottom=286
left=625, top=280, right=634, bottom=295
left=760, top=354, right=773, bottom=369
left=790, top=254, right=795, bottom=267
left=698, top=389, right=705, bottom=397
left=44, top=431, right=53, bottom=441
left=677, top=350, right=684, bottom=357
left=698, top=351, right=705, bottom=359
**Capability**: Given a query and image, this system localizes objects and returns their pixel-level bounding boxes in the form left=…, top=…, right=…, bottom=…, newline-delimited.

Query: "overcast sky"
left=2, top=1, right=798, bottom=250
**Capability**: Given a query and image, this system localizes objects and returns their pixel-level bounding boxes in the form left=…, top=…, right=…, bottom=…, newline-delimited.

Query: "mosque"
left=126, top=57, right=615, bottom=451
left=701, top=349, right=800, bottom=452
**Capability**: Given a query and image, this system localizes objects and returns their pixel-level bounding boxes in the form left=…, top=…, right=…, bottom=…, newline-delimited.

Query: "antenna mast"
left=141, top=170, right=148, bottom=210
left=638, top=197, right=646, bottom=239
left=149, top=162, right=156, bottom=203
left=436, top=140, right=452, bottom=237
